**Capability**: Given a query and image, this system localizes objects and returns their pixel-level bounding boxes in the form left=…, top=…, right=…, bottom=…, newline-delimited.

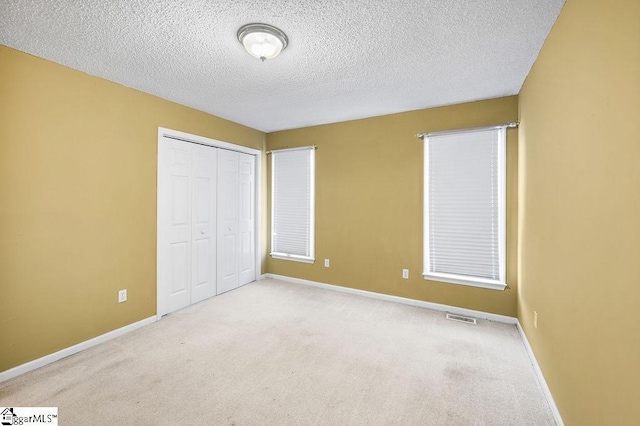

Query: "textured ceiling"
left=0, top=0, right=565, bottom=132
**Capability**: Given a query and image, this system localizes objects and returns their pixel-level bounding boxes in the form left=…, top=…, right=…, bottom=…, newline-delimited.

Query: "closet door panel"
left=217, top=149, right=240, bottom=294
left=158, top=138, right=192, bottom=316
left=191, top=145, right=217, bottom=303
left=238, top=153, right=256, bottom=285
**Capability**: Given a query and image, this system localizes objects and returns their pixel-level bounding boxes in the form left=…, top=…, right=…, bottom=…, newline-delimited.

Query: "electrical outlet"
left=118, top=289, right=127, bottom=303
left=402, top=269, right=409, bottom=279
left=534, top=311, right=538, bottom=329
left=324, top=259, right=330, bottom=268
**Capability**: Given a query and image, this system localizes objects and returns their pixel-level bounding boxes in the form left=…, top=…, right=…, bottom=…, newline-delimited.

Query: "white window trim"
left=422, top=272, right=506, bottom=291
left=270, top=146, right=315, bottom=264
left=422, top=126, right=507, bottom=291
left=270, top=253, right=315, bottom=264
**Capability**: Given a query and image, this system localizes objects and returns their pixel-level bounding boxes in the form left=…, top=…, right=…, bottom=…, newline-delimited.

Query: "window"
left=271, top=147, right=315, bottom=263
left=423, top=126, right=506, bottom=290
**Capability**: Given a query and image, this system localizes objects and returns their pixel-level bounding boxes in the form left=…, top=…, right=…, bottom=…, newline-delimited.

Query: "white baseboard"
left=0, top=316, right=157, bottom=383
left=517, top=322, right=564, bottom=425
left=265, top=273, right=518, bottom=324
left=2, top=276, right=563, bottom=426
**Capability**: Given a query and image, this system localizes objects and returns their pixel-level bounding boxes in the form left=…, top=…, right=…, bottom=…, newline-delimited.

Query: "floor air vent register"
left=445, top=313, right=478, bottom=324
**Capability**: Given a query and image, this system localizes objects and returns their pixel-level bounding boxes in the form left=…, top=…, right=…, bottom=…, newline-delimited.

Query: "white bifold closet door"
left=158, top=138, right=255, bottom=316
left=158, top=138, right=217, bottom=315
left=217, top=149, right=256, bottom=294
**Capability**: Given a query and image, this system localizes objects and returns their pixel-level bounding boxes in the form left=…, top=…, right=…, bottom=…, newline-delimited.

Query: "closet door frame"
left=156, top=127, right=262, bottom=319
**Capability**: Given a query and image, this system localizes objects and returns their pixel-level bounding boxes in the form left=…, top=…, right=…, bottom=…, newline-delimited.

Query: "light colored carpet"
left=1, top=278, right=555, bottom=425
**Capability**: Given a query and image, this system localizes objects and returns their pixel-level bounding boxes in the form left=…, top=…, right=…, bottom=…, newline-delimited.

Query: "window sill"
left=270, top=253, right=315, bottom=264
left=422, top=273, right=506, bottom=291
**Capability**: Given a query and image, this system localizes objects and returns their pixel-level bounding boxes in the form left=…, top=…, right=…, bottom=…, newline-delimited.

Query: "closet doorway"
left=157, top=128, right=261, bottom=317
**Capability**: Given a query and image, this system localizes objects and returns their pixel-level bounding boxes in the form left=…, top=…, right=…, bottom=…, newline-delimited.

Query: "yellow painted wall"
left=267, top=97, right=519, bottom=316
left=518, top=0, right=640, bottom=424
left=0, top=45, right=265, bottom=372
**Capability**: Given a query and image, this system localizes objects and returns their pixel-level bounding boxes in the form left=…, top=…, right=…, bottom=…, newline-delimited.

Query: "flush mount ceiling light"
left=237, top=23, right=288, bottom=62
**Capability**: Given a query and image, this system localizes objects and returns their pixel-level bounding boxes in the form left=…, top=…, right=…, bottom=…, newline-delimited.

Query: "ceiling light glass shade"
left=237, top=23, right=288, bottom=61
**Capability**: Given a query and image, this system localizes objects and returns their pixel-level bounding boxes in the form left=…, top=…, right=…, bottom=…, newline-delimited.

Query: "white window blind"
left=423, top=127, right=506, bottom=290
left=271, top=147, right=315, bottom=263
